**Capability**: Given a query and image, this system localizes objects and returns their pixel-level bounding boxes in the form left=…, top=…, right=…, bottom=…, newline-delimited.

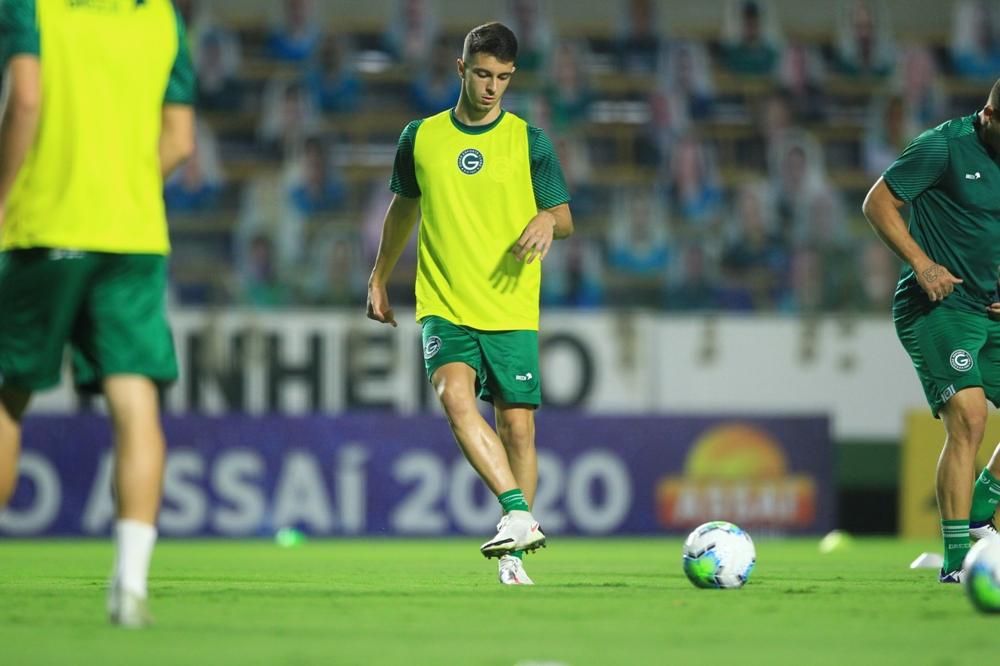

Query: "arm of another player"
left=862, top=128, right=962, bottom=303
left=862, top=178, right=962, bottom=302
left=0, top=55, right=40, bottom=226
left=160, top=3, right=196, bottom=178
left=367, top=194, right=421, bottom=327
left=160, top=105, right=195, bottom=178
left=511, top=203, right=573, bottom=264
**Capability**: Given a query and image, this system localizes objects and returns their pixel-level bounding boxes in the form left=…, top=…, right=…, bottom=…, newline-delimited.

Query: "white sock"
left=114, top=519, right=157, bottom=598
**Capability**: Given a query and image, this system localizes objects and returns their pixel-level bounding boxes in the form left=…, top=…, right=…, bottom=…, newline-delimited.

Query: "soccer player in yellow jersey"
left=0, top=0, right=195, bottom=626
left=367, top=22, right=573, bottom=585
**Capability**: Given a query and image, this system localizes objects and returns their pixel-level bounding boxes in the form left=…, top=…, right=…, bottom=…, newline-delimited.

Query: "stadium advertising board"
left=900, top=411, right=1000, bottom=537
left=0, top=415, right=834, bottom=537
left=31, top=310, right=928, bottom=440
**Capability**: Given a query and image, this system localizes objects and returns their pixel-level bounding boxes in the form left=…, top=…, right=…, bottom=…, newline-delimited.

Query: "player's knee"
left=946, top=409, right=988, bottom=448
left=435, top=382, right=475, bottom=420
left=498, top=417, right=534, bottom=451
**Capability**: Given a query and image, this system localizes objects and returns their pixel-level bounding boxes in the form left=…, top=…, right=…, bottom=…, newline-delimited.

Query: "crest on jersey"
left=949, top=349, right=973, bottom=372
left=457, top=149, right=484, bottom=175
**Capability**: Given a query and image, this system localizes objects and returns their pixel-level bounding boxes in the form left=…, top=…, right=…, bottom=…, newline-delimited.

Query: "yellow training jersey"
left=0, top=0, right=195, bottom=254
left=393, top=109, right=569, bottom=331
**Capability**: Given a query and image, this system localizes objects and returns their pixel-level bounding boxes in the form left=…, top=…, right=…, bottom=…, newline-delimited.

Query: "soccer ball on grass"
left=964, top=538, right=1000, bottom=613
left=682, top=520, right=756, bottom=589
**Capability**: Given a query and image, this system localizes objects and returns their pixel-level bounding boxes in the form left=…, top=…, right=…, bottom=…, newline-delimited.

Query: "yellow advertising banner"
left=900, top=411, right=1000, bottom=537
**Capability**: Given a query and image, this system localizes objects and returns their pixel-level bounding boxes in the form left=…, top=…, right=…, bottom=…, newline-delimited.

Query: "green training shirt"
left=883, top=113, right=1000, bottom=316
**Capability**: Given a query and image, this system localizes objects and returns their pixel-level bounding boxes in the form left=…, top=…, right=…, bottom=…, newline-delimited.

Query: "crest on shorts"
left=457, top=148, right=484, bottom=175
left=423, top=336, right=442, bottom=359
left=949, top=349, right=973, bottom=372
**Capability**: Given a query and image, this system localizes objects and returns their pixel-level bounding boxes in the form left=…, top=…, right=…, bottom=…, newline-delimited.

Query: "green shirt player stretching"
left=367, top=22, right=573, bottom=586
left=863, top=79, right=1000, bottom=583
left=0, top=0, right=195, bottom=625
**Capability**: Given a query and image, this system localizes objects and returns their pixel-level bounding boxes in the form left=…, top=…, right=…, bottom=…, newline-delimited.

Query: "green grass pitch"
left=0, top=537, right=992, bottom=665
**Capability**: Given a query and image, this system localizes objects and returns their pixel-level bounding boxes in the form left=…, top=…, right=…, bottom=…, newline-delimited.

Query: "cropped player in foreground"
left=863, top=78, right=1000, bottom=583
left=367, top=22, right=573, bottom=585
left=0, top=0, right=195, bottom=625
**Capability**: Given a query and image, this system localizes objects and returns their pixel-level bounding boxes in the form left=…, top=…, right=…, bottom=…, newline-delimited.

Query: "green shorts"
left=895, top=304, right=1000, bottom=417
left=0, top=249, right=178, bottom=393
left=421, top=316, right=541, bottom=407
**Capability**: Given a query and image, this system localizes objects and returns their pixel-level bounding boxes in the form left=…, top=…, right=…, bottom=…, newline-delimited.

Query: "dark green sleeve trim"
left=527, top=125, right=571, bottom=210
left=390, top=119, right=423, bottom=198
left=882, top=128, right=949, bottom=203
left=164, top=3, right=195, bottom=105
left=0, top=0, right=39, bottom=69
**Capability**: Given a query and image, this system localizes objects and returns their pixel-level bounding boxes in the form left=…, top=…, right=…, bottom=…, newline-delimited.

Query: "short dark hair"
left=463, top=22, right=518, bottom=63
left=989, top=78, right=1000, bottom=108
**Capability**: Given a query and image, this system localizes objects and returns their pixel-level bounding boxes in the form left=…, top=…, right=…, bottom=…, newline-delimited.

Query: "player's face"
left=458, top=53, right=515, bottom=114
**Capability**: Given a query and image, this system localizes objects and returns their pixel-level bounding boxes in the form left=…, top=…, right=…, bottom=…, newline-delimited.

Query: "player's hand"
left=915, top=263, right=963, bottom=302
left=367, top=282, right=397, bottom=327
left=511, top=211, right=556, bottom=264
left=988, top=302, right=1000, bottom=321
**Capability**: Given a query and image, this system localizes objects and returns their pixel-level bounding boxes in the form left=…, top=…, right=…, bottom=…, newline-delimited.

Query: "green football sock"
left=941, top=519, right=970, bottom=572
left=970, top=468, right=1000, bottom=523
left=498, top=488, right=530, bottom=514
left=511, top=550, right=524, bottom=560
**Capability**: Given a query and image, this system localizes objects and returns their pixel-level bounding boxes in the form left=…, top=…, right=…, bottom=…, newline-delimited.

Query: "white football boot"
left=498, top=554, right=535, bottom=585
left=480, top=510, right=546, bottom=558
left=969, top=520, right=1000, bottom=543
left=107, top=579, right=153, bottom=629
left=938, top=568, right=964, bottom=584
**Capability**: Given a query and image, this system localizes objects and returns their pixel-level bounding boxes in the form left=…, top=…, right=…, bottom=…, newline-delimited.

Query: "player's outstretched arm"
left=0, top=55, right=40, bottom=221
left=159, top=104, right=195, bottom=178
left=862, top=177, right=962, bottom=302
left=511, top=203, right=573, bottom=264
left=367, top=194, right=421, bottom=327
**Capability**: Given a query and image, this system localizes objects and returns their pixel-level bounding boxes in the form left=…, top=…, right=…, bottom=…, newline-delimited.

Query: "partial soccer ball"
left=963, top=539, right=1000, bottom=613
left=682, top=520, right=756, bottom=589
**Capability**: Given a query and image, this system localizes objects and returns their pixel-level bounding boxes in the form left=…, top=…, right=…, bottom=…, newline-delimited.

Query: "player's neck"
left=453, top=99, right=502, bottom=126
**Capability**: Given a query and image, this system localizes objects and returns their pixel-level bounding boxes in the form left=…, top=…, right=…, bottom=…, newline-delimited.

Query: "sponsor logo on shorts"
left=515, top=372, right=534, bottom=382
left=940, top=384, right=957, bottom=403
left=48, top=249, right=85, bottom=261
left=457, top=148, right=484, bottom=175
left=949, top=350, right=973, bottom=372
left=423, top=336, right=442, bottom=359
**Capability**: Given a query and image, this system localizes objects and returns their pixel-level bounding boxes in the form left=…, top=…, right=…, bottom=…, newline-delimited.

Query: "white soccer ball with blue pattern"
left=963, top=539, right=1000, bottom=613
left=682, top=521, right=756, bottom=589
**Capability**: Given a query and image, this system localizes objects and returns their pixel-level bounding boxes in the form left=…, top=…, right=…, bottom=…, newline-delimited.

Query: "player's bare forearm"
left=0, top=56, right=41, bottom=208
left=159, top=104, right=195, bottom=178
left=369, top=194, right=420, bottom=287
left=862, top=178, right=933, bottom=272
left=511, top=204, right=573, bottom=264
left=547, top=203, right=574, bottom=239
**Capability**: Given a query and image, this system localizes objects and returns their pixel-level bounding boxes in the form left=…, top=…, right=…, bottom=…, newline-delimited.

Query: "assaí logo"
left=655, top=423, right=816, bottom=529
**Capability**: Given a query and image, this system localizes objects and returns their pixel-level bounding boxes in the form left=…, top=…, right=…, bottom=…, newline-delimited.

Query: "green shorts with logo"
left=894, top=303, right=1000, bottom=417
left=421, top=316, right=541, bottom=407
left=0, top=249, right=178, bottom=393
